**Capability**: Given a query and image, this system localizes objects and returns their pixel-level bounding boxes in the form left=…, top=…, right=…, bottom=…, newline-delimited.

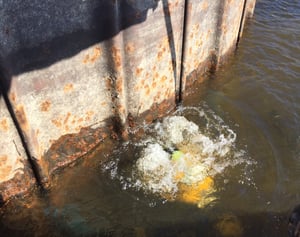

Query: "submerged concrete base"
left=0, top=0, right=256, bottom=202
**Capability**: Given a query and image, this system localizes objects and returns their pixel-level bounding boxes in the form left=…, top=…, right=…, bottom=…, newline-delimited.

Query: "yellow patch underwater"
left=177, top=176, right=216, bottom=207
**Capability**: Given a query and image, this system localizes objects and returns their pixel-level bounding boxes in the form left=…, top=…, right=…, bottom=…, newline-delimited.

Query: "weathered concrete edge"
left=0, top=95, right=36, bottom=204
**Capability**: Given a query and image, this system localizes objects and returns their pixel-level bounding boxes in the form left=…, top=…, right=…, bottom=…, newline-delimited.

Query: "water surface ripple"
left=201, top=0, right=300, bottom=211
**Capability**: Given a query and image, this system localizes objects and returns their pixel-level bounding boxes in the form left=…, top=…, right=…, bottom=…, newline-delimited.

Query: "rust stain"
left=145, top=86, right=150, bottom=96
left=51, top=112, right=84, bottom=131
left=135, top=67, right=143, bottom=77
left=167, top=88, right=173, bottom=97
left=105, top=77, right=113, bottom=90
left=10, top=93, right=16, bottom=103
left=64, top=83, right=74, bottom=93
left=85, top=111, right=94, bottom=121
left=40, top=100, right=51, bottom=112
left=140, top=79, right=146, bottom=86
left=76, top=125, right=83, bottom=132
left=154, top=92, right=161, bottom=101
left=77, top=117, right=84, bottom=123
left=157, top=51, right=163, bottom=61
left=83, top=46, right=102, bottom=64
left=196, top=39, right=203, bottom=47
left=0, top=155, right=12, bottom=180
left=188, top=2, right=193, bottom=11
left=0, top=164, right=11, bottom=173
left=83, top=54, right=90, bottom=64
left=44, top=125, right=112, bottom=183
left=0, top=118, right=9, bottom=131
left=201, top=1, right=208, bottom=10
left=64, top=112, right=71, bottom=125
left=160, top=75, right=167, bottom=83
left=51, top=118, right=62, bottom=128
left=118, top=105, right=125, bottom=115
left=0, top=155, right=8, bottom=163
left=116, top=78, right=123, bottom=92
left=15, top=105, right=29, bottom=131
left=152, top=81, right=157, bottom=88
left=162, top=36, right=170, bottom=47
left=112, top=46, right=122, bottom=69
left=92, top=46, right=102, bottom=61
left=153, top=93, right=160, bottom=103
left=144, top=113, right=154, bottom=124
left=125, top=43, right=135, bottom=53
left=101, top=133, right=108, bottom=140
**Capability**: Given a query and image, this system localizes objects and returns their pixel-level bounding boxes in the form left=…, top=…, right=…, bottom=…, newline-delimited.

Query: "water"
left=1, top=0, right=300, bottom=236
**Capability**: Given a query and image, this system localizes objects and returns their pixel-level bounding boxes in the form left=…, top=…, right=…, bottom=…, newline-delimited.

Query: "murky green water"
left=1, top=0, right=300, bottom=236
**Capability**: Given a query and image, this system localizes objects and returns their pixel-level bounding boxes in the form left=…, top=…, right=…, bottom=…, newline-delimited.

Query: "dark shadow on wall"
left=0, top=0, right=160, bottom=95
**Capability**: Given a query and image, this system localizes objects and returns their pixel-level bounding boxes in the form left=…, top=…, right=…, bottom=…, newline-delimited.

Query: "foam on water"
left=136, top=143, right=177, bottom=194
left=134, top=115, right=244, bottom=197
left=101, top=105, right=255, bottom=207
left=154, top=116, right=199, bottom=148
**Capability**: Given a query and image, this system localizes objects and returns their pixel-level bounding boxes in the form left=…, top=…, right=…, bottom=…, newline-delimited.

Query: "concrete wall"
left=0, top=0, right=256, bottom=203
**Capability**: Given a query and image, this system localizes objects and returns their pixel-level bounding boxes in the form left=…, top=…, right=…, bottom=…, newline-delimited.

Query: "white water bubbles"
left=135, top=143, right=178, bottom=194
left=154, top=115, right=199, bottom=149
left=100, top=105, right=256, bottom=205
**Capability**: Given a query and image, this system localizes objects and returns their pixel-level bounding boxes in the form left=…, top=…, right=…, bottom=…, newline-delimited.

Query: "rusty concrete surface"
left=218, top=0, right=257, bottom=66
left=217, top=0, right=245, bottom=65
left=180, top=0, right=220, bottom=97
left=0, top=0, right=256, bottom=201
left=0, top=95, right=35, bottom=203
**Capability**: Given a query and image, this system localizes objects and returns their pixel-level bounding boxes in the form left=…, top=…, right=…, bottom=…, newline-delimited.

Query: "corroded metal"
left=0, top=0, right=256, bottom=201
